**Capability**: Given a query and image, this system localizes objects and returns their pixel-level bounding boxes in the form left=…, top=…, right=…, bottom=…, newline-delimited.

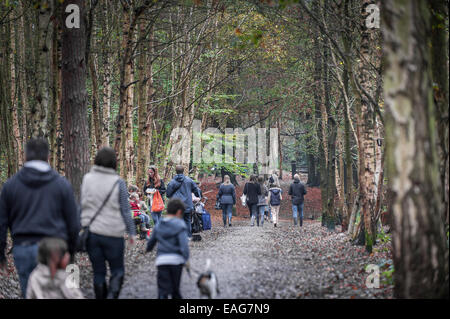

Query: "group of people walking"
left=0, top=138, right=201, bottom=299
left=0, top=138, right=307, bottom=299
left=216, top=171, right=307, bottom=228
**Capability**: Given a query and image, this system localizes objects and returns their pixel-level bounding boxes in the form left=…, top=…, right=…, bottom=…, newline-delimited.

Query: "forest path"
left=117, top=219, right=393, bottom=299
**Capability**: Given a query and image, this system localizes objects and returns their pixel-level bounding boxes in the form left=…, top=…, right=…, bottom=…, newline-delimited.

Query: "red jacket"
left=130, top=201, right=140, bottom=217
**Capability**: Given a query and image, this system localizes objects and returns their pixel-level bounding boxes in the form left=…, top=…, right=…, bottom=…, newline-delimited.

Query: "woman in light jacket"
left=218, top=175, right=236, bottom=227
left=81, top=147, right=136, bottom=299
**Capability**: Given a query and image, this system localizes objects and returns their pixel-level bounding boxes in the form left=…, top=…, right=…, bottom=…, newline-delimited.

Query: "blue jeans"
left=221, top=204, right=233, bottom=225
left=248, top=204, right=258, bottom=225
left=139, top=213, right=150, bottom=226
left=292, top=203, right=304, bottom=225
left=12, top=243, right=39, bottom=298
left=266, top=205, right=272, bottom=221
left=151, top=211, right=162, bottom=226
left=87, top=233, right=125, bottom=286
left=183, top=210, right=192, bottom=238
left=257, top=205, right=266, bottom=226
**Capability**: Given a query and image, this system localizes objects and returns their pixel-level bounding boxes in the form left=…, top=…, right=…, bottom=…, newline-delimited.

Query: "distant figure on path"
left=268, top=183, right=283, bottom=227
left=80, top=147, right=136, bottom=299
left=166, top=165, right=201, bottom=238
left=243, top=174, right=261, bottom=226
left=268, top=170, right=280, bottom=187
left=218, top=175, right=236, bottom=227
left=256, top=176, right=269, bottom=227
left=0, top=138, right=80, bottom=298
left=288, top=174, right=307, bottom=226
left=26, top=237, right=84, bottom=299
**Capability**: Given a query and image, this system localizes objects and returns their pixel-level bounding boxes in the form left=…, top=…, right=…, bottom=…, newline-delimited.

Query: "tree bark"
left=354, top=0, right=378, bottom=252
left=382, top=0, right=449, bottom=298
left=429, top=0, right=449, bottom=225
left=61, top=0, right=90, bottom=201
left=32, top=0, right=53, bottom=138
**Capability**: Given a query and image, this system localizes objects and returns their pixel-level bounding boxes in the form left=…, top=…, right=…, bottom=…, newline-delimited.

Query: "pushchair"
left=192, top=196, right=210, bottom=241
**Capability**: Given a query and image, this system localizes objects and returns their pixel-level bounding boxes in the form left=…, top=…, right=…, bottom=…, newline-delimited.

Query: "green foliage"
left=377, top=227, right=391, bottom=245
left=381, top=263, right=394, bottom=286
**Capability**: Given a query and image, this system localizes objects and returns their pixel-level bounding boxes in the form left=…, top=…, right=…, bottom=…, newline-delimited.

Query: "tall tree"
left=61, top=0, right=90, bottom=200
left=429, top=0, right=449, bottom=225
left=382, top=0, right=449, bottom=298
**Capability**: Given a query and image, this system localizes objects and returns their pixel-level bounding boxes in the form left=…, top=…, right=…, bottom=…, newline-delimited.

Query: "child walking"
left=26, top=237, right=85, bottom=299
left=146, top=198, right=189, bottom=299
left=268, top=183, right=282, bottom=227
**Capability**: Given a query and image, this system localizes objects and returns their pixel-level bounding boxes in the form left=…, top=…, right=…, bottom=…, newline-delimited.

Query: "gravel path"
left=1, top=219, right=393, bottom=299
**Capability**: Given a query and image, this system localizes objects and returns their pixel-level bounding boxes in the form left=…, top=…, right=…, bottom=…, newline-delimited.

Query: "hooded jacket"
left=166, top=174, right=201, bottom=213
left=0, top=162, right=80, bottom=262
left=146, top=216, right=189, bottom=266
left=288, top=179, right=307, bottom=205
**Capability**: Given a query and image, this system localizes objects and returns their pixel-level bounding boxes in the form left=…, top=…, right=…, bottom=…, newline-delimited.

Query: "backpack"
left=270, top=188, right=281, bottom=206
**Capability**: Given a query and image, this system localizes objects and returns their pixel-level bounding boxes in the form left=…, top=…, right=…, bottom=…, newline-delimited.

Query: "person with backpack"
left=288, top=174, right=307, bottom=226
left=0, top=138, right=80, bottom=298
left=143, top=165, right=166, bottom=226
left=243, top=175, right=261, bottom=226
left=166, top=165, right=201, bottom=238
left=80, top=147, right=136, bottom=299
left=268, top=183, right=283, bottom=227
left=256, top=176, right=269, bottom=227
left=218, top=175, right=236, bottom=227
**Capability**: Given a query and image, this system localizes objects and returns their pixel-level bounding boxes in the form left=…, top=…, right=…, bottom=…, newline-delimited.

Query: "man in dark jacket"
left=0, top=138, right=80, bottom=297
left=166, top=165, right=201, bottom=238
left=288, top=174, right=307, bottom=226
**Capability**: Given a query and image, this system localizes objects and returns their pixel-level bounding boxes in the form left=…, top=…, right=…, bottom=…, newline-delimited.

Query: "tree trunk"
left=100, top=1, right=111, bottom=147
left=355, top=0, right=378, bottom=252
left=382, top=0, right=449, bottom=298
left=32, top=0, right=53, bottom=138
left=429, top=0, right=449, bottom=225
left=61, top=0, right=90, bottom=201
left=10, top=11, right=23, bottom=170
left=89, top=55, right=102, bottom=151
left=136, top=21, right=154, bottom=191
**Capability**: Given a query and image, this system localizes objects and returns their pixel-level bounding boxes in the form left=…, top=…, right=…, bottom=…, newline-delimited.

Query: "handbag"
left=76, top=180, right=119, bottom=253
left=240, top=193, right=247, bottom=207
left=151, top=190, right=165, bottom=212
left=214, top=198, right=221, bottom=210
